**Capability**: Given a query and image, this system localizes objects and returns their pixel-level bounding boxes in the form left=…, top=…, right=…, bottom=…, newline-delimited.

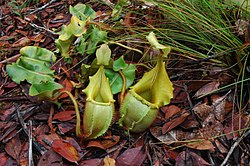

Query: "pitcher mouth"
left=86, top=98, right=114, bottom=106
left=129, top=90, right=158, bottom=109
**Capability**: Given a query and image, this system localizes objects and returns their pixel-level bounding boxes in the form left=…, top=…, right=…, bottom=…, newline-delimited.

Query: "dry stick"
left=221, top=129, right=250, bottom=166
left=28, top=23, right=57, bottom=35
left=28, top=120, right=34, bottom=166
left=0, top=54, right=21, bottom=64
left=29, top=0, right=57, bottom=14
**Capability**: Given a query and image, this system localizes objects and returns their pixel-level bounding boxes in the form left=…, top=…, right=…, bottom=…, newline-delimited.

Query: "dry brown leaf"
left=162, top=110, right=189, bottom=134
left=5, top=135, right=22, bottom=160
left=53, top=110, right=76, bottom=122
left=194, top=81, right=219, bottom=97
left=185, top=139, right=215, bottom=151
left=52, top=139, right=80, bottom=163
left=175, top=151, right=210, bottom=165
left=116, top=146, right=147, bottom=166
left=37, top=148, right=62, bottom=166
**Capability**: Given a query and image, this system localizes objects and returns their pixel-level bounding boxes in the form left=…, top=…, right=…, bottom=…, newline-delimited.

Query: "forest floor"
left=0, top=0, right=250, bottom=165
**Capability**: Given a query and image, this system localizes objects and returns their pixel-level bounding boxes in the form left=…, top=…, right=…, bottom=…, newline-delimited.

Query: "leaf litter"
left=0, top=0, right=250, bottom=165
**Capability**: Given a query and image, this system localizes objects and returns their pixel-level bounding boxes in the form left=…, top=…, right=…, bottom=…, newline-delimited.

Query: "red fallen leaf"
left=0, top=153, right=9, bottom=166
left=185, top=139, right=215, bottom=151
left=180, top=115, right=200, bottom=129
left=164, top=149, right=179, bottom=160
left=0, top=89, right=4, bottom=95
left=36, top=133, right=61, bottom=149
left=162, top=106, right=189, bottom=134
left=19, top=142, right=29, bottom=166
left=58, top=79, right=73, bottom=99
left=37, top=148, right=62, bottom=166
left=0, top=105, right=16, bottom=121
left=175, top=151, right=210, bottom=165
left=162, top=105, right=181, bottom=119
left=87, top=136, right=120, bottom=150
left=194, top=81, right=219, bottom=98
left=52, top=139, right=80, bottom=163
left=53, top=110, right=76, bottom=121
left=79, top=158, right=103, bottom=166
left=224, top=114, right=250, bottom=139
left=116, top=146, right=147, bottom=166
left=4, top=82, right=17, bottom=88
left=5, top=135, right=22, bottom=160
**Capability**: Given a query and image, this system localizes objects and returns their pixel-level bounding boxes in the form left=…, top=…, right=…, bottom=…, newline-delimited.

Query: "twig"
left=0, top=96, right=28, bottom=102
left=29, top=0, right=57, bottom=14
left=0, top=54, right=21, bottom=64
left=28, top=120, right=34, bottom=166
left=221, top=130, right=250, bottom=166
left=29, top=23, right=58, bottom=35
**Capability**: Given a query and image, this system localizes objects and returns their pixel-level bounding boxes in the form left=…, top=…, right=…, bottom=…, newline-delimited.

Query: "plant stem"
left=53, top=90, right=82, bottom=137
left=118, top=70, right=127, bottom=104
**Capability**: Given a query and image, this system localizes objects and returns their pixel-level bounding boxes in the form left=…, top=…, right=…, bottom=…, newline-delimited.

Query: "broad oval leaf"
left=20, top=46, right=56, bottom=62
left=30, top=81, right=63, bottom=99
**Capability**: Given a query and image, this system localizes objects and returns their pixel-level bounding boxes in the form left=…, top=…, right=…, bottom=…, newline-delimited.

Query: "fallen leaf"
left=194, top=81, right=219, bottom=98
left=0, top=153, right=9, bottom=166
left=87, top=136, right=120, bottom=150
left=37, top=148, right=62, bottom=166
left=52, top=139, right=80, bottom=163
left=5, top=135, right=22, bottom=160
left=53, top=110, right=76, bottom=121
left=58, top=79, right=73, bottom=99
left=162, top=111, right=189, bottom=134
left=116, top=146, right=147, bottom=166
left=11, top=36, right=31, bottom=48
left=150, top=126, right=179, bottom=145
left=185, top=139, right=215, bottom=151
left=175, top=151, right=210, bottom=165
left=19, top=142, right=29, bottom=166
left=193, top=103, right=212, bottom=121
left=79, top=158, right=103, bottom=166
left=57, top=122, right=75, bottom=134
left=162, top=105, right=181, bottom=119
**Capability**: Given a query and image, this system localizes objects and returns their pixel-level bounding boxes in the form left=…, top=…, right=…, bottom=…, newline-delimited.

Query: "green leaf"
left=96, top=44, right=111, bottom=66
left=6, top=46, right=62, bottom=100
left=105, top=63, right=136, bottom=94
left=6, top=63, right=54, bottom=84
left=59, top=16, right=87, bottom=40
left=76, top=37, right=87, bottom=55
left=70, top=4, right=96, bottom=21
left=20, top=46, right=56, bottom=62
left=55, top=37, right=74, bottom=59
left=113, top=56, right=128, bottom=71
left=30, top=81, right=63, bottom=99
left=87, top=28, right=107, bottom=54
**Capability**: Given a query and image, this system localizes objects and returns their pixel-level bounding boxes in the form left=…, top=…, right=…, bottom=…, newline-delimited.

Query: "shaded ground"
left=0, top=0, right=250, bottom=165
